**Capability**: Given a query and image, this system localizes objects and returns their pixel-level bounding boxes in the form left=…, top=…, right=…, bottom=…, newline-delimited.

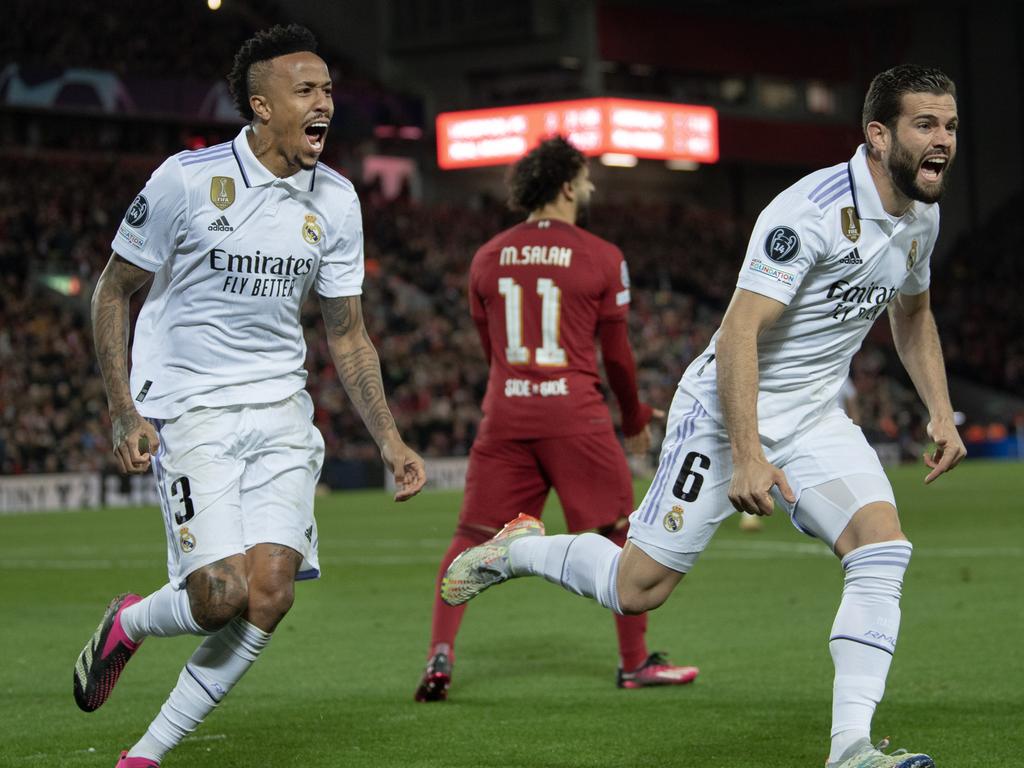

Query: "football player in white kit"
left=442, top=65, right=965, bottom=768
left=73, top=25, right=426, bottom=767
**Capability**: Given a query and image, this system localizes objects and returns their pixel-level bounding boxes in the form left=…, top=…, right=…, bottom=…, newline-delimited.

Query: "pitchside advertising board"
left=436, top=98, right=719, bottom=169
left=0, top=473, right=161, bottom=514
left=3, top=459, right=472, bottom=514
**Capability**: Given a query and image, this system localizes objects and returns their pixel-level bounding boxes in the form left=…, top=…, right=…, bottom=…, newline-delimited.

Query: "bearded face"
left=887, top=126, right=953, bottom=204
left=883, top=92, right=958, bottom=205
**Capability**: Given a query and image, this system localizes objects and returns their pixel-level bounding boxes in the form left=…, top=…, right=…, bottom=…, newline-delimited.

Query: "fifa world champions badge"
left=841, top=206, right=861, bottom=242
left=302, top=214, right=324, bottom=245
left=210, top=176, right=236, bottom=210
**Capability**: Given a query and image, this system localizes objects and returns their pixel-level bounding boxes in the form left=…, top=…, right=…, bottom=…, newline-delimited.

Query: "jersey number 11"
left=498, top=277, right=567, bottom=366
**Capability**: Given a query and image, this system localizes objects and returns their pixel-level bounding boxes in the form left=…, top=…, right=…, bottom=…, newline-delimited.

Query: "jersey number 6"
left=497, top=277, right=567, bottom=366
left=672, top=451, right=711, bottom=502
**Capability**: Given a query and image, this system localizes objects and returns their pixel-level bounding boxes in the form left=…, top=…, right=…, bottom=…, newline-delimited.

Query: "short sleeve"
left=111, top=157, right=187, bottom=271
left=901, top=210, right=937, bottom=296
left=316, top=194, right=364, bottom=298
left=735, top=193, right=826, bottom=305
left=598, top=244, right=631, bottom=321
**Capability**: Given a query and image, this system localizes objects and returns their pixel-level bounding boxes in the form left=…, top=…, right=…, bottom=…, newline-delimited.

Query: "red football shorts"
left=459, top=430, right=634, bottom=532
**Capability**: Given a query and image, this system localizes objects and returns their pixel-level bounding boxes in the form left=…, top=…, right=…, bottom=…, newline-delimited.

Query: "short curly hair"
left=507, top=136, right=587, bottom=213
left=228, top=24, right=319, bottom=121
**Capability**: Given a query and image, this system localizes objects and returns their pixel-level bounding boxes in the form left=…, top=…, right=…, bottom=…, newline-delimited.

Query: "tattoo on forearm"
left=92, top=255, right=151, bottom=415
left=321, top=296, right=397, bottom=445
left=321, top=294, right=355, bottom=337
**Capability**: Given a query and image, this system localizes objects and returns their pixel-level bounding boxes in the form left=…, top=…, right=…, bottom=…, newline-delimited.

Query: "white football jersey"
left=111, top=126, right=363, bottom=418
left=681, top=144, right=939, bottom=442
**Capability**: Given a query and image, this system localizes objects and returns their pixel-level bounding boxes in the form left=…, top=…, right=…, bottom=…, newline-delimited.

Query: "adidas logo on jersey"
left=208, top=216, right=234, bottom=232
left=838, top=248, right=862, bottom=265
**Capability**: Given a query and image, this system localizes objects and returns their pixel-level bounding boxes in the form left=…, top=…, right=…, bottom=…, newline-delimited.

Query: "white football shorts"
left=150, top=390, right=324, bottom=588
left=627, top=387, right=896, bottom=573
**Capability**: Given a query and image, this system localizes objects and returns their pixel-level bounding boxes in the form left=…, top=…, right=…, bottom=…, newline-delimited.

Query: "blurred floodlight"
left=600, top=153, right=637, bottom=167
left=208, top=0, right=222, bottom=10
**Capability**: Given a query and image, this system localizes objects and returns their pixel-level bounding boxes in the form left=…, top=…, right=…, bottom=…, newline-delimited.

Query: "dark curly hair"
left=228, top=24, right=319, bottom=121
left=507, top=136, right=587, bottom=213
left=862, top=64, right=956, bottom=132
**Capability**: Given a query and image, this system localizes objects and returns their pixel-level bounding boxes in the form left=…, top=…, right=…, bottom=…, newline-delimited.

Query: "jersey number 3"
left=498, top=277, right=567, bottom=366
left=171, top=476, right=196, bottom=525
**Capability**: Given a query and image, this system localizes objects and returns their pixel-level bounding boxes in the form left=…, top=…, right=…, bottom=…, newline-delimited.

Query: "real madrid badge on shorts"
left=302, top=213, right=324, bottom=246
left=179, top=526, right=197, bottom=553
left=663, top=505, right=685, bottom=533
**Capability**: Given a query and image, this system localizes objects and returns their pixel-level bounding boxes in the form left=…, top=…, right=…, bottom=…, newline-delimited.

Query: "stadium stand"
left=7, top=148, right=1017, bottom=478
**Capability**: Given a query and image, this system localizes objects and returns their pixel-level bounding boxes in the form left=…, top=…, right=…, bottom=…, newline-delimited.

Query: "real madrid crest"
left=210, top=177, right=236, bottom=210
left=907, top=239, right=919, bottom=270
left=663, top=505, right=685, bottom=533
left=302, top=213, right=324, bottom=246
left=841, top=207, right=861, bottom=243
left=180, top=526, right=197, bottom=553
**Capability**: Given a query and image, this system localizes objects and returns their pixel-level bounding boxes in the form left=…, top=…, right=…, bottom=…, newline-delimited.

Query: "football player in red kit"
left=415, top=136, right=698, bottom=701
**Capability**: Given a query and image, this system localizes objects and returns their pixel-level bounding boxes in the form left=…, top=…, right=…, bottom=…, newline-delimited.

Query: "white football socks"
left=120, top=583, right=208, bottom=642
left=509, top=532, right=624, bottom=614
left=128, top=617, right=271, bottom=763
left=827, top=540, right=913, bottom=764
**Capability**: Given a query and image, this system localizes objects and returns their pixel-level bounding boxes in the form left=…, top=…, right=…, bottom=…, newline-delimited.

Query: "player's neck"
left=527, top=202, right=576, bottom=226
left=866, top=151, right=914, bottom=218
left=247, top=125, right=301, bottom=180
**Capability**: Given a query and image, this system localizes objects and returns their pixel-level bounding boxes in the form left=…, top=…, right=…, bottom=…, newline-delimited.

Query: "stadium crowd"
left=8, top=150, right=1006, bottom=477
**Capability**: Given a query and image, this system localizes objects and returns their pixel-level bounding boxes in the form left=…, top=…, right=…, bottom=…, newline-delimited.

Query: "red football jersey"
left=470, top=218, right=631, bottom=440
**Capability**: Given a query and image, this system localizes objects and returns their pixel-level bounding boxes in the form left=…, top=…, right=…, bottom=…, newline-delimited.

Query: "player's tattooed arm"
left=320, top=294, right=398, bottom=443
left=92, top=253, right=159, bottom=473
left=320, top=294, right=427, bottom=500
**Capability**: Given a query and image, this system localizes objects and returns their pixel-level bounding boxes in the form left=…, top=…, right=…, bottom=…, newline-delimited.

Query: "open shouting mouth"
left=919, top=153, right=948, bottom=184
left=304, top=120, right=329, bottom=152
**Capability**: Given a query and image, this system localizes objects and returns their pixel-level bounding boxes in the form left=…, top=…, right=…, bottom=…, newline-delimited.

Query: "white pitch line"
left=0, top=539, right=1019, bottom=571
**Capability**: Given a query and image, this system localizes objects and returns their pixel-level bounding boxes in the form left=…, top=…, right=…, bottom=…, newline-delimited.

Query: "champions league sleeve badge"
left=125, top=194, right=149, bottom=227
left=764, top=226, right=800, bottom=263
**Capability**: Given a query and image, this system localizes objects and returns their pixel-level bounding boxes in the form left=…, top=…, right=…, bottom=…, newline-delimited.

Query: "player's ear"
left=561, top=179, right=575, bottom=203
left=250, top=94, right=271, bottom=123
left=865, top=120, right=889, bottom=158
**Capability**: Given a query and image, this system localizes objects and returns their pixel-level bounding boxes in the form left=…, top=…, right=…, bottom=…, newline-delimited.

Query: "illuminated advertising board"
left=436, top=98, right=718, bottom=169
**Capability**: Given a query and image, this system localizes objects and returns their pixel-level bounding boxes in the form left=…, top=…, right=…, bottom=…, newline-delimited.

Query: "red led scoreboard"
left=436, top=98, right=719, bottom=170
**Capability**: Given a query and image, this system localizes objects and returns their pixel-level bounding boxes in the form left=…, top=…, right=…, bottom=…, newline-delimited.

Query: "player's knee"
left=186, top=561, right=249, bottom=631
left=248, top=580, right=295, bottom=627
left=834, top=501, right=907, bottom=557
left=618, top=584, right=670, bottom=615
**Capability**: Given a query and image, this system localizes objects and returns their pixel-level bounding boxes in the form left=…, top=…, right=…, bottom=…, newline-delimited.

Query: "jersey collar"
left=231, top=126, right=316, bottom=192
left=848, top=143, right=918, bottom=222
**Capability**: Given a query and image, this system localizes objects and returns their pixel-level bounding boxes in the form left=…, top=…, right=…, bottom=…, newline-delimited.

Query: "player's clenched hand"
left=381, top=439, right=427, bottom=502
left=111, top=409, right=159, bottom=475
left=728, top=456, right=795, bottom=516
left=923, top=419, right=966, bottom=484
left=623, top=408, right=664, bottom=455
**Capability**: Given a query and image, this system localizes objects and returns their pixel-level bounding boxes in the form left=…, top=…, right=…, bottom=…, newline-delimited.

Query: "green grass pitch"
left=1, top=461, right=1021, bottom=767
